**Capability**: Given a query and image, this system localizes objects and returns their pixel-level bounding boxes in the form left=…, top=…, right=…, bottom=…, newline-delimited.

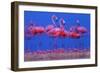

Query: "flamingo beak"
left=52, top=15, right=58, bottom=20
left=61, top=19, right=65, bottom=25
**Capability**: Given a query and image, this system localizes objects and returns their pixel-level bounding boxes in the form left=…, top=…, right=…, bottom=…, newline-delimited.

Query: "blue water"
left=24, top=11, right=90, bottom=52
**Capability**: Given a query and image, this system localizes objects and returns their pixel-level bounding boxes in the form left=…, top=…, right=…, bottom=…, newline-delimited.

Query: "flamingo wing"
left=77, top=27, right=87, bottom=33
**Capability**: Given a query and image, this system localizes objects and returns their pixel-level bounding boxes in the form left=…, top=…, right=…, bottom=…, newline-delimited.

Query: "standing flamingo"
left=76, top=19, right=87, bottom=33
left=69, top=19, right=88, bottom=38
left=24, top=22, right=35, bottom=38
left=58, top=18, right=69, bottom=48
left=45, top=15, right=61, bottom=49
left=45, top=15, right=58, bottom=32
left=25, top=21, right=45, bottom=36
left=59, top=18, right=69, bottom=38
left=25, top=21, right=45, bottom=37
left=47, top=25, right=61, bottom=49
left=69, top=19, right=88, bottom=51
left=25, top=21, right=45, bottom=50
left=46, top=15, right=65, bottom=49
left=70, top=19, right=87, bottom=34
left=47, top=17, right=69, bottom=49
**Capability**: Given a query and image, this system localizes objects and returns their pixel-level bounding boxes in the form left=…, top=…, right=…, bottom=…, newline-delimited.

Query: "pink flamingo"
left=58, top=18, right=69, bottom=48
left=25, top=21, right=45, bottom=36
left=45, top=15, right=58, bottom=32
left=70, top=19, right=87, bottom=34
left=76, top=19, right=87, bottom=33
left=47, top=18, right=69, bottom=49
left=25, top=21, right=45, bottom=49
left=69, top=19, right=87, bottom=38
left=69, top=26, right=81, bottom=38
left=45, top=15, right=61, bottom=49
left=47, top=26, right=61, bottom=49
left=69, top=32, right=81, bottom=38
left=46, top=16, right=64, bottom=49
left=59, top=18, right=69, bottom=38
left=25, top=22, right=35, bottom=38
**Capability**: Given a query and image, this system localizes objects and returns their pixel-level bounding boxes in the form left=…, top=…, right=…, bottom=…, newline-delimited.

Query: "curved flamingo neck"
left=59, top=18, right=65, bottom=30
left=76, top=20, right=80, bottom=26
left=51, top=15, right=57, bottom=27
left=29, top=21, right=35, bottom=27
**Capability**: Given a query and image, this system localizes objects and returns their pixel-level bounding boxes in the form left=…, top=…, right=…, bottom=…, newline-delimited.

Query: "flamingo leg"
left=38, top=34, right=43, bottom=50
left=53, top=37, right=57, bottom=49
left=61, top=38, right=65, bottom=49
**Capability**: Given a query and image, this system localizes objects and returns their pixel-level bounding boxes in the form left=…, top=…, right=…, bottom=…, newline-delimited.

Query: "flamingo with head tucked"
left=25, top=21, right=45, bottom=50
left=70, top=19, right=87, bottom=34
left=76, top=19, right=87, bottom=33
left=25, top=21, right=45, bottom=37
left=69, top=19, right=87, bottom=38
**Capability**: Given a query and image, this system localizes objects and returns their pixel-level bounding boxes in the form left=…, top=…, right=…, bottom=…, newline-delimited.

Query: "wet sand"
left=24, top=49, right=90, bottom=61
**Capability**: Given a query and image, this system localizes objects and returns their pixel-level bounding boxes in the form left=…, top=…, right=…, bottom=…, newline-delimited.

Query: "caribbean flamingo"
left=76, top=19, right=87, bottom=33
left=25, top=21, right=45, bottom=38
left=70, top=19, right=87, bottom=34
left=25, top=21, right=45, bottom=36
left=45, top=15, right=61, bottom=49
left=24, top=22, right=35, bottom=38
left=47, top=18, right=69, bottom=49
left=25, top=21, right=45, bottom=49
left=47, top=26, right=61, bottom=49
left=69, top=19, right=88, bottom=38
left=59, top=18, right=69, bottom=38
left=46, top=15, right=64, bottom=49
left=58, top=18, right=69, bottom=48
left=45, top=15, right=58, bottom=32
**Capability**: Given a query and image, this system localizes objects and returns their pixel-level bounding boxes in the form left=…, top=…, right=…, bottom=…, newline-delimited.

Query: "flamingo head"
left=29, top=20, right=35, bottom=26
left=61, top=18, right=66, bottom=25
left=59, top=18, right=66, bottom=28
left=76, top=19, right=80, bottom=23
left=52, top=15, right=58, bottom=21
left=76, top=19, right=80, bottom=26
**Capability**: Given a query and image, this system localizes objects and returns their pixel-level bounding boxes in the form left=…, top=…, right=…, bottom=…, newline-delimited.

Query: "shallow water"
left=24, top=11, right=90, bottom=61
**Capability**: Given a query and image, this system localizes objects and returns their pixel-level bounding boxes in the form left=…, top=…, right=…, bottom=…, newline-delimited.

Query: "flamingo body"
left=45, top=25, right=54, bottom=32
left=69, top=32, right=80, bottom=38
left=34, top=26, right=45, bottom=34
left=47, top=28, right=61, bottom=37
left=76, top=27, right=87, bottom=33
